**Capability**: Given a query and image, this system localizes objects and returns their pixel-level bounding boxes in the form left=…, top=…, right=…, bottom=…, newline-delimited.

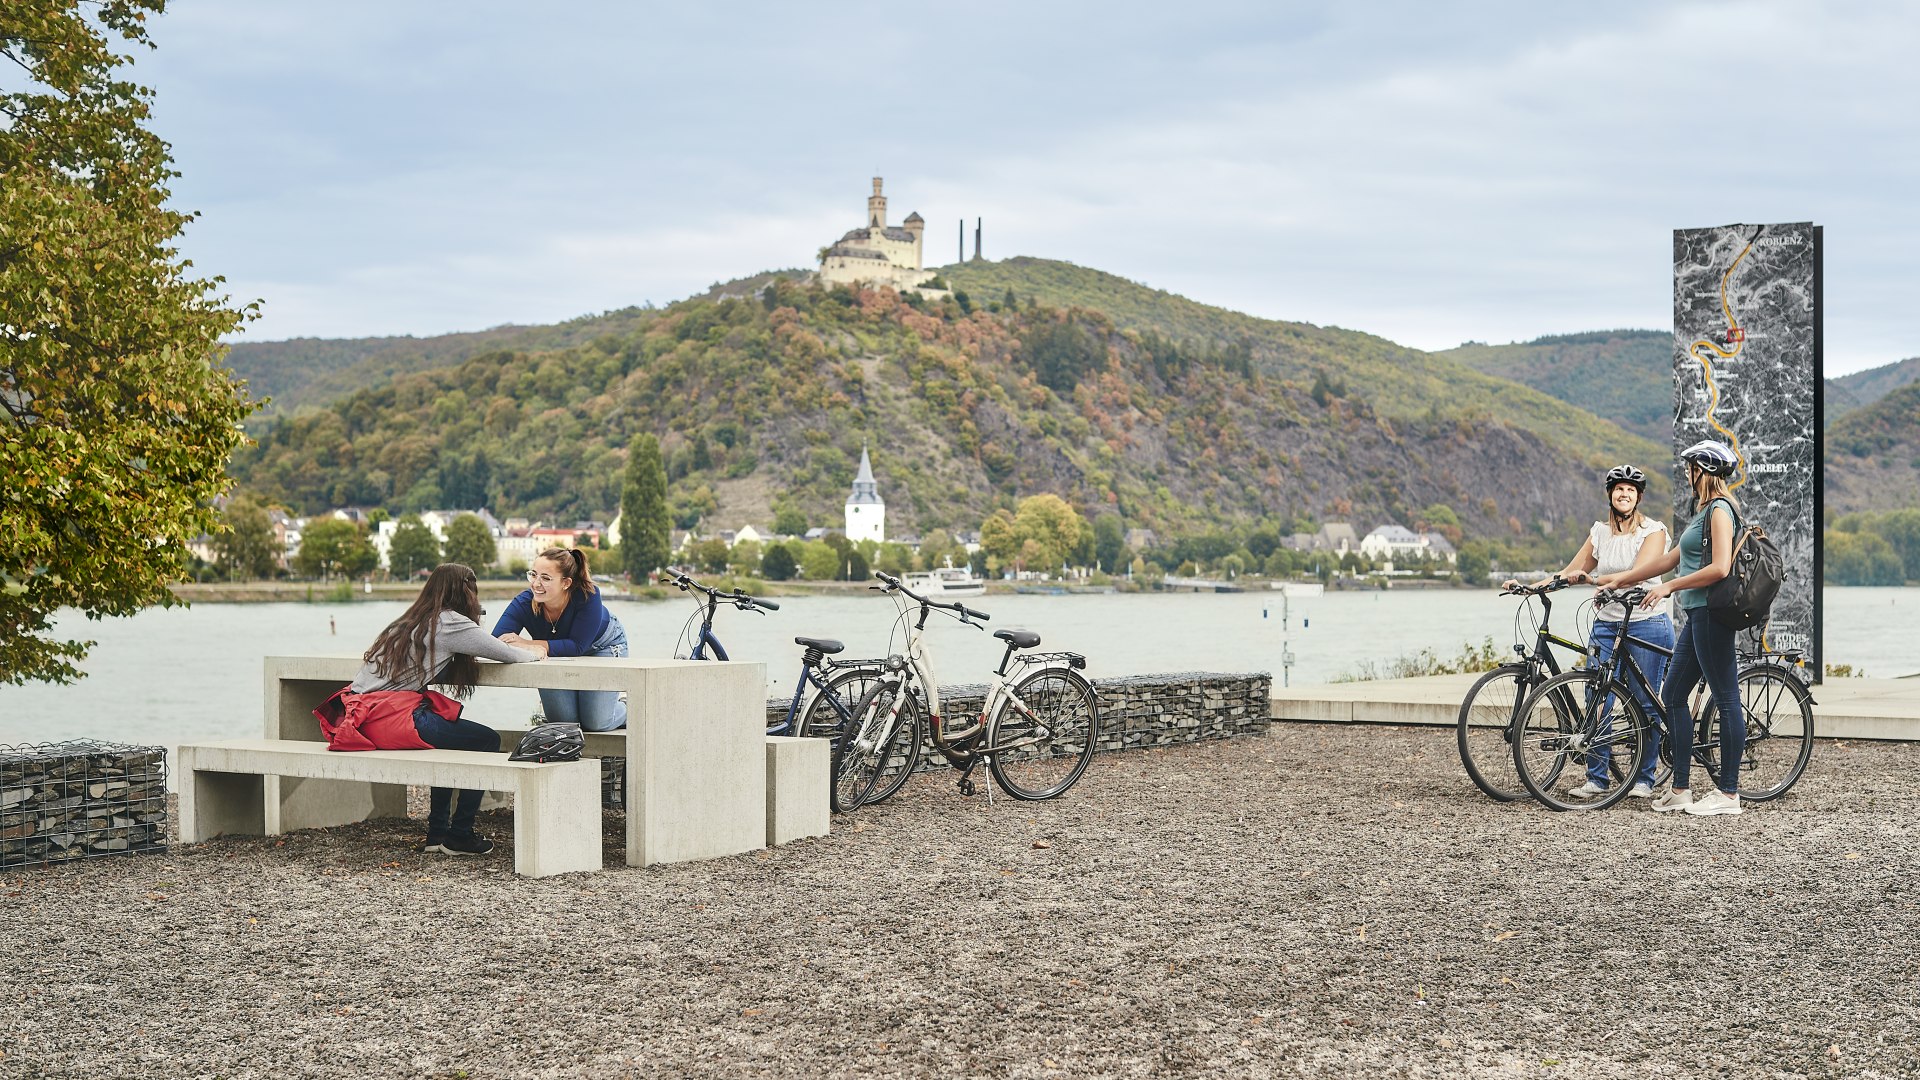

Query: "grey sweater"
left=349, top=611, right=542, bottom=693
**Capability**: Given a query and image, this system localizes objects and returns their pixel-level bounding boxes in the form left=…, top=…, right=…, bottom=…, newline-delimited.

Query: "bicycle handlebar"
left=1501, top=576, right=1569, bottom=597
left=872, top=571, right=991, bottom=623
left=669, top=571, right=778, bottom=613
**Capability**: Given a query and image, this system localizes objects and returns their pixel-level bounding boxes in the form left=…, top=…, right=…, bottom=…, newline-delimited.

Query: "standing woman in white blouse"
left=1505, top=464, right=1674, bottom=799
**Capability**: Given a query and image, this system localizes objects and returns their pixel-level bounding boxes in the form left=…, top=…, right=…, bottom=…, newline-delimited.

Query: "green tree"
left=729, top=540, right=762, bottom=578
left=691, top=538, right=729, bottom=574
left=1011, top=494, right=1088, bottom=575
left=841, top=548, right=871, bottom=582
left=213, top=496, right=279, bottom=582
left=799, top=540, right=839, bottom=581
left=443, top=513, right=496, bottom=573
left=621, top=434, right=669, bottom=579
left=771, top=499, right=808, bottom=537
left=2, top=0, right=259, bottom=683
left=1456, top=540, right=1492, bottom=586
left=1093, top=513, right=1127, bottom=572
left=295, top=518, right=377, bottom=580
left=386, top=514, right=440, bottom=579
left=761, top=543, right=798, bottom=581
left=1826, top=529, right=1905, bottom=586
left=979, top=510, right=1018, bottom=571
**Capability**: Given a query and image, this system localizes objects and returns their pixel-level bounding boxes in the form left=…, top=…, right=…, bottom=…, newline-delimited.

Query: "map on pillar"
left=1671, top=222, right=1821, bottom=669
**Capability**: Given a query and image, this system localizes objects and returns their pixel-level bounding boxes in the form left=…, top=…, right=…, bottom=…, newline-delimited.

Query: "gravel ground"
left=1, top=724, right=1916, bottom=1079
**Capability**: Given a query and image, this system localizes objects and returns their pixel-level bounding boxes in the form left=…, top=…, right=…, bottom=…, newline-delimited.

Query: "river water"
left=0, top=587, right=1911, bottom=749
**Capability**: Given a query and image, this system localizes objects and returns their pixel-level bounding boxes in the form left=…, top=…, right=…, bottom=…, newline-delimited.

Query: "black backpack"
left=1704, top=502, right=1783, bottom=630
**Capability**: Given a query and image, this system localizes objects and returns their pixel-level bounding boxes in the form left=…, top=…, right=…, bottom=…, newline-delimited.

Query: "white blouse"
left=1589, top=518, right=1669, bottom=622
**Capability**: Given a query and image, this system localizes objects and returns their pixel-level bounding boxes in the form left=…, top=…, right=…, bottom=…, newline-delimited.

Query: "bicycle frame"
left=873, top=595, right=1056, bottom=765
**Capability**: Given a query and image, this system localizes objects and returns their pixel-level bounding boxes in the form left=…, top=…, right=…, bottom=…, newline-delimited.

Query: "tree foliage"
left=293, top=518, right=376, bottom=580
left=386, top=514, right=440, bottom=578
left=1, top=0, right=258, bottom=683
left=760, top=543, right=797, bottom=581
left=621, top=434, right=669, bottom=579
left=212, top=496, right=278, bottom=582
left=442, top=513, right=495, bottom=573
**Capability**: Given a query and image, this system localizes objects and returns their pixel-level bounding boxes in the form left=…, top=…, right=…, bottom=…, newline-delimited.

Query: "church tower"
left=867, top=177, right=887, bottom=229
left=844, top=446, right=886, bottom=544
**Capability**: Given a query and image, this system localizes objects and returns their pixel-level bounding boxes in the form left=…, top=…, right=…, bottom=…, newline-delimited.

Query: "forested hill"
left=1826, top=382, right=1920, bottom=514
left=227, top=269, right=1664, bottom=547
left=1436, top=330, right=1674, bottom=443
left=223, top=269, right=808, bottom=417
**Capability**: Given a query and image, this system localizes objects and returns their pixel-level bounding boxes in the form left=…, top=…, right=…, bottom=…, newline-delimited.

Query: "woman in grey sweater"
left=317, top=563, right=541, bottom=854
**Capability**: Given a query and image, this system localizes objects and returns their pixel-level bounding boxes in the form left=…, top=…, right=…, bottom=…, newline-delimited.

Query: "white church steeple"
left=844, top=445, right=885, bottom=544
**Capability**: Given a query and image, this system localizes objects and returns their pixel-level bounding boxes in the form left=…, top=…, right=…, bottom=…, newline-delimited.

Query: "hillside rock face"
left=229, top=269, right=1649, bottom=545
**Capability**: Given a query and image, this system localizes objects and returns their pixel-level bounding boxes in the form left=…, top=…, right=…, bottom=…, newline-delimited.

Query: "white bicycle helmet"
left=1679, top=440, right=1739, bottom=477
left=1603, top=464, right=1647, bottom=491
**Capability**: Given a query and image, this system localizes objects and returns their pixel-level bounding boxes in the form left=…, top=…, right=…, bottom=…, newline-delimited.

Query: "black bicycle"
left=1456, top=577, right=1584, bottom=802
left=667, top=571, right=884, bottom=740
left=1511, top=587, right=1817, bottom=811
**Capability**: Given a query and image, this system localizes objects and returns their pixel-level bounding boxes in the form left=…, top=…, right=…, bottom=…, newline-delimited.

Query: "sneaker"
left=1565, top=780, right=1608, bottom=798
left=1650, top=789, right=1693, bottom=813
left=420, top=834, right=448, bottom=854
left=1626, top=782, right=1655, bottom=799
left=1685, top=790, right=1742, bottom=817
left=437, top=832, right=496, bottom=856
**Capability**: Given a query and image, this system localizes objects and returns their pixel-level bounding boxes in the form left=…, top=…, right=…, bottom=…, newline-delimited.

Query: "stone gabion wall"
left=0, top=741, right=168, bottom=868
left=760, top=670, right=1272, bottom=774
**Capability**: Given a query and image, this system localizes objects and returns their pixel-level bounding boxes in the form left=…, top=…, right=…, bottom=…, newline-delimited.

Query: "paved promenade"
left=1275, top=673, right=1920, bottom=740
left=2, top=722, right=1915, bottom=1077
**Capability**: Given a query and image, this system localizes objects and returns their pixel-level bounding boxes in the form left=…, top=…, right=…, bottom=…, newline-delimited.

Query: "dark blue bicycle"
left=667, top=571, right=885, bottom=740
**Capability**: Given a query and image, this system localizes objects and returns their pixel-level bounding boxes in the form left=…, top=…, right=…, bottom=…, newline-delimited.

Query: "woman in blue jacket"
left=493, top=546, right=630, bottom=730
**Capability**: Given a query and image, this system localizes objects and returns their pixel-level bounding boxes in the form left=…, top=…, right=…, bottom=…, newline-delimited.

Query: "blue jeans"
left=1586, top=612, right=1674, bottom=788
left=539, top=617, right=629, bottom=731
left=1661, top=611, right=1744, bottom=794
left=411, top=703, right=501, bottom=837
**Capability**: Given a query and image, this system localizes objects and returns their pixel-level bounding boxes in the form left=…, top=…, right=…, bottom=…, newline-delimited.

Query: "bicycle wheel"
left=831, top=680, right=922, bottom=812
left=1694, top=664, right=1814, bottom=802
left=1456, top=665, right=1531, bottom=802
left=796, top=665, right=884, bottom=742
left=988, top=667, right=1099, bottom=800
left=1512, top=670, right=1647, bottom=812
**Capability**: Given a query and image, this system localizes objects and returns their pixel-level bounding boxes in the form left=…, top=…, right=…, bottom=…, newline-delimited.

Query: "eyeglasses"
left=525, top=571, right=560, bottom=584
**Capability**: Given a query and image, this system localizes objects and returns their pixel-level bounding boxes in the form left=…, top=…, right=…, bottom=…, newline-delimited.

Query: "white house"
left=1360, top=525, right=1433, bottom=564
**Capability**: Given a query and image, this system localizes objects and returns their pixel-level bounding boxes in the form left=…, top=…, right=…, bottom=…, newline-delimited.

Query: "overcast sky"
left=132, top=1, right=1915, bottom=374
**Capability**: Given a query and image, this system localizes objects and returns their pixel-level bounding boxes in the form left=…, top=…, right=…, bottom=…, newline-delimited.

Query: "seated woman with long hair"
left=315, top=563, right=542, bottom=855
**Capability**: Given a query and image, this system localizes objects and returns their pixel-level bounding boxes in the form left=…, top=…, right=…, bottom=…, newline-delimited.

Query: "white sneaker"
left=1686, top=790, right=1742, bottom=816
left=1565, top=780, right=1608, bottom=798
left=1650, top=789, right=1692, bottom=813
left=1627, top=782, right=1654, bottom=799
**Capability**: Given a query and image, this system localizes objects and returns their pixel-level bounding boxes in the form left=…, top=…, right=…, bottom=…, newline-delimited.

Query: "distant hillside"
left=1826, top=382, right=1920, bottom=514
left=229, top=271, right=1664, bottom=554
left=224, top=269, right=810, bottom=417
left=1436, top=330, right=1673, bottom=443
left=1827, top=356, right=1920, bottom=424
left=938, top=258, right=1660, bottom=471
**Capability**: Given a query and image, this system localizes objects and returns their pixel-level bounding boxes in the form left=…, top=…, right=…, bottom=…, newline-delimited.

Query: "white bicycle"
left=831, top=571, right=1101, bottom=811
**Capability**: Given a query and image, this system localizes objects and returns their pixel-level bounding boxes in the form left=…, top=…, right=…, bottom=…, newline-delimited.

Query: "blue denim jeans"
left=1586, top=612, right=1674, bottom=788
left=1661, top=611, right=1744, bottom=794
left=411, top=703, right=501, bottom=837
left=538, top=616, right=629, bottom=731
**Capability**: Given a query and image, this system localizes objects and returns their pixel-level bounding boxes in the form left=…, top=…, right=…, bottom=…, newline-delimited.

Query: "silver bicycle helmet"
left=508, top=722, right=584, bottom=763
left=1680, top=440, right=1739, bottom=477
left=1603, top=464, right=1647, bottom=491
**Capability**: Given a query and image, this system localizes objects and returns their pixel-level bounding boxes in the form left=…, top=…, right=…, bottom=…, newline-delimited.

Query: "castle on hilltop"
left=818, top=178, right=934, bottom=291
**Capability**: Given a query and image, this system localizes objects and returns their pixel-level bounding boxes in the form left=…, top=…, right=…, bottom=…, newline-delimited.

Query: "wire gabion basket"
left=0, top=740, right=168, bottom=869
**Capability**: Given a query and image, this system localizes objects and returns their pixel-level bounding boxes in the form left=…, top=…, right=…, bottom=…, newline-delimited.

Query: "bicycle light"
left=884, top=654, right=908, bottom=672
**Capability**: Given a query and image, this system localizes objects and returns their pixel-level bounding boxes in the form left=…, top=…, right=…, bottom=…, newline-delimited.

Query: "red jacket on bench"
left=314, top=688, right=462, bottom=752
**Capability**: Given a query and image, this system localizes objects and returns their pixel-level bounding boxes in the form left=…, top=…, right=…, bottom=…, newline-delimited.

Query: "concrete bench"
left=484, top=726, right=830, bottom=849
left=177, top=739, right=601, bottom=878
left=262, top=654, right=768, bottom=866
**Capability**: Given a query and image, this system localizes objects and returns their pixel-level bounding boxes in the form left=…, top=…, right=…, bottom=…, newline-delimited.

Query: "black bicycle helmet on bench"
left=509, top=722, right=584, bottom=763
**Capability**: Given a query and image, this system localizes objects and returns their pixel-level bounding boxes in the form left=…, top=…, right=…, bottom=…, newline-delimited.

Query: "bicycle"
left=1510, top=586, right=1816, bottom=811
left=1456, top=577, right=1584, bottom=802
left=666, top=571, right=884, bottom=740
left=830, top=571, right=1100, bottom=812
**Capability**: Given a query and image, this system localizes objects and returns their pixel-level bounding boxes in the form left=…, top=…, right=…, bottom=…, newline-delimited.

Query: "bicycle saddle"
left=993, top=629, right=1041, bottom=649
left=793, top=636, right=844, bottom=654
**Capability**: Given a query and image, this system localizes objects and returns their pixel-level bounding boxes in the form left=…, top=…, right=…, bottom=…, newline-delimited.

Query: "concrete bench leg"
left=178, top=751, right=265, bottom=843
left=513, top=761, right=601, bottom=878
left=627, top=664, right=767, bottom=866
left=765, top=736, right=829, bottom=846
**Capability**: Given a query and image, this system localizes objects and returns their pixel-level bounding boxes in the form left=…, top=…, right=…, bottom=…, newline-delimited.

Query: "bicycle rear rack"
left=1012, top=650, right=1086, bottom=670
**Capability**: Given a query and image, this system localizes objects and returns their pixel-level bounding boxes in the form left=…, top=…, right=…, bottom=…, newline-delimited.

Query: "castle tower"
left=844, top=446, right=885, bottom=544
left=867, top=177, right=887, bottom=230
left=902, top=211, right=925, bottom=270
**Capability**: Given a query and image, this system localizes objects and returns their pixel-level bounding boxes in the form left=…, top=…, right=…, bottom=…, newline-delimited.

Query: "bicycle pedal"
left=957, top=778, right=976, bottom=797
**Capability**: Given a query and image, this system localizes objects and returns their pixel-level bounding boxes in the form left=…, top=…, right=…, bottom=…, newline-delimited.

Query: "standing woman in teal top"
left=1630, top=440, right=1746, bottom=816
